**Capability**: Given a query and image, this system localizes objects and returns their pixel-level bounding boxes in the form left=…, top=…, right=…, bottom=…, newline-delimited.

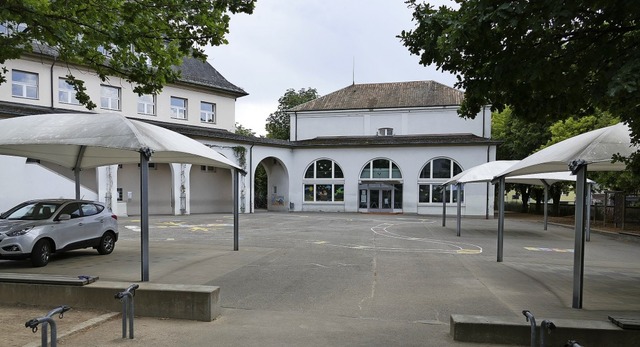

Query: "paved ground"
left=2, top=212, right=640, bottom=346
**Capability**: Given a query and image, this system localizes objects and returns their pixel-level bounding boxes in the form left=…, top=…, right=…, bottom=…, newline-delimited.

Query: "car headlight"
left=6, top=226, right=34, bottom=237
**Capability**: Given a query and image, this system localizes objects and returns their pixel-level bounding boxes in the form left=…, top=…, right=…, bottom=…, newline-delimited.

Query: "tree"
left=235, top=123, right=256, bottom=137
left=1, top=0, right=255, bottom=108
left=492, top=107, right=553, bottom=212
left=400, top=1, right=640, bottom=169
left=265, top=87, right=319, bottom=140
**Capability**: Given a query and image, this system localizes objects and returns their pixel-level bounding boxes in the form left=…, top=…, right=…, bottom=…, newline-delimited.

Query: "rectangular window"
left=418, top=185, right=430, bottom=203
left=171, top=97, right=188, bottom=119
left=304, top=185, right=314, bottom=202
left=138, top=94, right=155, bottom=115
left=58, top=78, right=80, bottom=105
left=12, top=70, right=38, bottom=99
left=334, top=185, right=344, bottom=202
left=200, top=102, right=216, bottom=123
left=315, top=184, right=332, bottom=202
left=101, top=85, right=121, bottom=110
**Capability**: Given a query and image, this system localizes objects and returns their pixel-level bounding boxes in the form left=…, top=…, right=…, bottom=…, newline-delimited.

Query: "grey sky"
left=206, top=0, right=456, bottom=136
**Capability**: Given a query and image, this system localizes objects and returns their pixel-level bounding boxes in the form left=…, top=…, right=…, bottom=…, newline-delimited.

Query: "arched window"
left=303, top=159, right=344, bottom=202
left=418, top=158, right=463, bottom=203
left=360, top=159, right=402, bottom=179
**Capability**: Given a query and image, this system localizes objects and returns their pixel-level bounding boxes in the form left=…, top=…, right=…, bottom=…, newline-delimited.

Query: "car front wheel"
left=31, top=239, right=52, bottom=267
left=97, top=232, right=116, bottom=255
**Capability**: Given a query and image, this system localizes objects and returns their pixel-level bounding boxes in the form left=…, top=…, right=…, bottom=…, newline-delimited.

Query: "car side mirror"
left=57, top=214, right=71, bottom=221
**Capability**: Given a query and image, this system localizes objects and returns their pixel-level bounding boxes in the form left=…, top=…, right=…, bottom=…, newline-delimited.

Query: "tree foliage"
left=235, top=122, right=256, bottom=137
left=0, top=0, right=255, bottom=108
left=400, top=0, right=640, bottom=167
left=266, top=87, right=319, bottom=140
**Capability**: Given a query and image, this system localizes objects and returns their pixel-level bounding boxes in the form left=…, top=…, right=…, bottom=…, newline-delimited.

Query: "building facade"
left=1, top=51, right=498, bottom=217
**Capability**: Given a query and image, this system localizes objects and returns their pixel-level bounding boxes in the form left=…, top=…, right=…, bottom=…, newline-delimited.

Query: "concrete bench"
left=0, top=280, right=220, bottom=321
left=451, top=314, right=640, bottom=346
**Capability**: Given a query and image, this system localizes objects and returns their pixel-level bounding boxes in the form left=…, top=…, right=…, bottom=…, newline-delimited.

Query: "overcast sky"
left=205, top=0, right=456, bottom=136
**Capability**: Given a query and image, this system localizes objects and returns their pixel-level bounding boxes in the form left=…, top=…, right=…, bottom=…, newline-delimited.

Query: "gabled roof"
left=176, top=57, right=248, bottom=97
left=288, top=80, right=463, bottom=112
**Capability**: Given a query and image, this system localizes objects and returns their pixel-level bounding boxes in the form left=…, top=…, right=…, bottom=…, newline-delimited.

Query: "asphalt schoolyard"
left=3, top=212, right=640, bottom=346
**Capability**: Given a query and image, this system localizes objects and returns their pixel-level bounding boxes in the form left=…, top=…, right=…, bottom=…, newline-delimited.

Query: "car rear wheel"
left=97, top=232, right=116, bottom=255
left=31, top=239, right=52, bottom=267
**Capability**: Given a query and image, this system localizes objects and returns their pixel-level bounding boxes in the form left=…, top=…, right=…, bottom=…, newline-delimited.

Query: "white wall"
left=292, top=106, right=490, bottom=140
left=0, top=155, right=97, bottom=212
left=1, top=56, right=237, bottom=132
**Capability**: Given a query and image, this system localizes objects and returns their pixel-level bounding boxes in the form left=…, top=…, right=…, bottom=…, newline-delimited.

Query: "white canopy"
left=0, top=113, right=240, bottom=170
left=498, top=122, right=635, bottom=177
left=491, top=122, right=637, bottom=309
left=0, top=113, right=243, bottom=281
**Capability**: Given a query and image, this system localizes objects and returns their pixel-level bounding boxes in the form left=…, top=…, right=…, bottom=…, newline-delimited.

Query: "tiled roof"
left=28, top=43, right=247, bottom=97
left=292, top=134, right=498, bottom=148
left=176, top=57, right=248, bottom=97
left=288, top=81, right=463, bottom=112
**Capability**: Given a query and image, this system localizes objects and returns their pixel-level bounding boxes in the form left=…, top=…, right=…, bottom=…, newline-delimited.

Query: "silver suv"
left=0, top=199, right=118, bottom=267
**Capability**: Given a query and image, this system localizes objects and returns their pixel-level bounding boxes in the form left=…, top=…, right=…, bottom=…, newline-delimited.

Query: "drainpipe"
left=294, top=112, right=298, bottom=141
left=50, top=58, right=56, bottom=109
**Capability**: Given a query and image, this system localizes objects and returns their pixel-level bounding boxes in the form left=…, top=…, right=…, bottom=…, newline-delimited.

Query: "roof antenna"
left=352, top=56, right=355, bottom=85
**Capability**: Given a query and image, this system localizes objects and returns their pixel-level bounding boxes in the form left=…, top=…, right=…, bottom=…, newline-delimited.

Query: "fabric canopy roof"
left=0, top=113, right=240, bottom=170
left=498, top=122, right=635, bottom=177
left=444, top=160, right=592, bottom=186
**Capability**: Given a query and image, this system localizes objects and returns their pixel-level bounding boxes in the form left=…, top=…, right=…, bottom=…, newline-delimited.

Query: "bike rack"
left=25, top=305, right=71, bottom=347
left=115, top=283, right=139, bottom=339
left=522, top=310, right=537, bottom=347
left=540, top=319, right=556, bottom=347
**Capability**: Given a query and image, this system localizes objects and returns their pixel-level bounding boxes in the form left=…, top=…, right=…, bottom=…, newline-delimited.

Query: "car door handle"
left=78, top=223, right=84, bottom=226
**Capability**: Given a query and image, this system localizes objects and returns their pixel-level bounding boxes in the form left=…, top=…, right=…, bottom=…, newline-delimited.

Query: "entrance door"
left=368, top=189, right=392, bottom=212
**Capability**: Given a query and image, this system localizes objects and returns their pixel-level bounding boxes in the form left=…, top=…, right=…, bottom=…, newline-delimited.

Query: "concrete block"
left=451, top=314, right=640, bottom=346
left=0, top=281, right=220, bottom=322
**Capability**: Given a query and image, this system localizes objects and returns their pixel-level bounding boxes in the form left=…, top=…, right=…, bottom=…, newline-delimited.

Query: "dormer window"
left=378, top=127, right=393, bottom=136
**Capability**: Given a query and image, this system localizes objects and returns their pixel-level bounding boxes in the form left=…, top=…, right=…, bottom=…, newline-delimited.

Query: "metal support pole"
left=234, top=169, right=239, bottom=251
left=586, top=183, right=592, bottom=242
left=497, top=177, right=505, bottom=262
left=541, top=180, right=550, bottom=231
left=442, top=185, right=447, bottom=227
left=140, top=151, right=150, bottom=281
left=571, top=161, right=587, bottom=309
left=73, top=145, right=86, bottom=200
left=456, top=183, right=462, bottom=237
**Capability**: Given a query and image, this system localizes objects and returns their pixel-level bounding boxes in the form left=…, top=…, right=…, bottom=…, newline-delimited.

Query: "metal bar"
left=540, top=320, right=556, bottom=347
left=456, top=183, right=462, bottom=237
left=140, top=152, right=150, bottom=281
left=586, top=183, right=592, bottom=242
left=572, top=165, right=587, bottom=309
left=497, top=177, right=505, bottom=262
left=442, top=185, right=447, bottom=227
left=234, top=169, right=239, bottom=251
left=522, top=310, right=537, bottom=347
left=73, top=145, right=86, bottom=200
left=541, top=179, right=549, bottom=231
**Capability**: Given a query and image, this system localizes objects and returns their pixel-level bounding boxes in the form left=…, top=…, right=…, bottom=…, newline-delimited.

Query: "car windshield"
left=3, top=202, right=62, bottom=221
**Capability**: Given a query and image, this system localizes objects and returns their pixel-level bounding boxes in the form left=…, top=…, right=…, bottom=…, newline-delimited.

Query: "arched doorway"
left=254, top=157, right=290, bottom=212
left=359, top=158, right=403, bottom=213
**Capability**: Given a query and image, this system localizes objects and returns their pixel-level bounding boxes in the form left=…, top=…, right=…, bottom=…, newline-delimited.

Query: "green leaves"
left=401, top=0, right=640, bottom=174
left=266, top=88, right=319, bottom=140
left=1, top=0, right=256, bottom=106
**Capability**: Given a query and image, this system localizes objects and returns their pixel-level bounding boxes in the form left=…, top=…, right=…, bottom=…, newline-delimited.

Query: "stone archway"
left=255, top=157, right=290, bottom=212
